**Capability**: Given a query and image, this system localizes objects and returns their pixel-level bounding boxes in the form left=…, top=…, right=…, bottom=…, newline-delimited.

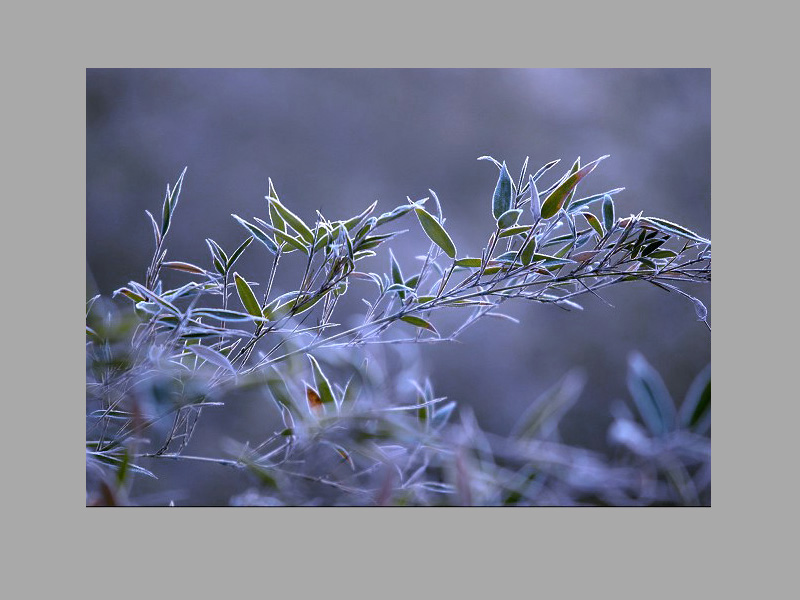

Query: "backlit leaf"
left=602, top=194, right=615, bottom=231
left=541, top=155, right=609, bottom=219
left=162, top=261, right=206, bottom=275
left=400, top=315, right=438, bottom=334
left=582, top=211, right=605, bottom=238
left=308, top=355, right=336, bottom=406
left=231, top=214, right=278, bottom=254
left=227, top=237, right=253, bottom=269
left=233, top=273, right=263, bottom=318
left=497, top=208, right=523, bottom=230
left=641, top=217, right=710, bottom=245
left=415, top=208, right=457, bottom=259
left=306, top=385, right=324, bottom=414
left=268, top=198, right=315, bottom=244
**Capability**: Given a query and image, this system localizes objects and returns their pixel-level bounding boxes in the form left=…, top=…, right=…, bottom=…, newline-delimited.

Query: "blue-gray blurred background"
left=87, top=68, right=710, bottom=472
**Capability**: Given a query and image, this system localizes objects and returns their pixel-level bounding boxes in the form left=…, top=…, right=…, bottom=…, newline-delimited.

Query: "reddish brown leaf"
left=306, top=385, right=324, bottom=413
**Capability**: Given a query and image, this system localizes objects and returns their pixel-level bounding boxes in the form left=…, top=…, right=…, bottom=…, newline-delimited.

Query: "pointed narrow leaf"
left=582, top=211, right=605, bottom=238
left=374, top=199, right=427, bottom=227
left=168, top=167, right=187, bottom=212
left=231, top=214, right=278, bottom=254
left=161, top=186, right=172, bottom=236
left=206, top=238, right=228, bottom=264
left=492, top=162, right=514, bottom=219
left=541, top=155, right=609, bottom=219
left=268, top=198, right=315, bottom=244
left=497, top=225, right=532, bottom=239
left=187, top=344, right=235, bottom=375
left=641, top=217, right=710, bottom=245
left=162, top=261, right=206, bottom=274
left=252, top=217, right=308, bottom=254
left=529, top=175, right=541, bottom=220
left=520, top=237, right=537, bottom=266
left=306, top=385, right=324, bottom=414
left=343, top=201, right=379, bottom=231
left=477, top=155, right=503, bottom=169
left=567, top=188, right=626, bottom=213
left=233, top=273, right=263, bottom=318
left=562, top=157, right=581, bottom=211
left=602, top=194, right=615, bottom=231
left=400, top=315, right=438, bottom=334
left=227, top=237, right=253, bottom=269
left=415, top=208, right=456, bottom=259
left=390, top=250, right=404, bottom=286
left=267, top=177, right=279, bottom=201
left=532, top=159, right=561, bottom=182
left=455, top=257, right=483, bottom=268
left=308, top=355, right=335, bottom=406
left=268, top=200, right=286, bottom=233
left=145, top=210, right=161, bottom=245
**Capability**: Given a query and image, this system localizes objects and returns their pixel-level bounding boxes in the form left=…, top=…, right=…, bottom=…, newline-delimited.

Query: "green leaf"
left=161, top=186, right=172, bottom=236
left=206, top=238, right=228, bottom=264
left=187, top=344, right=235, bottom=375
left=252, top=217, right=309, bottom=254
left=627, top=352, right=676, bottom=437
left=390, top=250, right=405, bottom=300
left=374, top=199, right=427, bottom=227
left=231, top=214, right=278, bottom=254
left=128, top=282, right=181, bottom=315
left=168, top=167, right=187, bottom=212
left=497, top=225, right=532, bottom=239
left=562, top=157, right=581, bottom=211
left=233, top=273, right=263, bottom=318
left=454, top=257, right=483, bottom=268
left=648, top=249, right=677, bottom=259
left=541, top=155, right=609, bottom=219
left=679, top=365, right=710, bottom=433
left=268, top=198, right=315, bottom=244
left=400, top=315, right=438, bottom=334
left=343, top=201, right=379, bottom=231
left=266, top=179, right=286, bottom=232
left=227, top=237, right=253, bottom=269
left=492, top=161, right=514, bottom=219
left=496, top=208, right=523, bottom=230
left=602, top=194, right=615, bottom=231
left=213, top=256, right=226, bottom=276
left=582, top=211, right=605, bottom=238
left=415, top=208, right=457, bottom=259
left=641, top=217, right=710, bottom=245
left=520, top=237, right=537, bottom=266
left=308, top=355, right=336, bottom=406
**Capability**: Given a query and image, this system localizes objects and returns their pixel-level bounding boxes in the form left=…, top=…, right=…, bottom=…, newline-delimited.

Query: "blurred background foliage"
left=86, top=68, right=710, bottom=482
